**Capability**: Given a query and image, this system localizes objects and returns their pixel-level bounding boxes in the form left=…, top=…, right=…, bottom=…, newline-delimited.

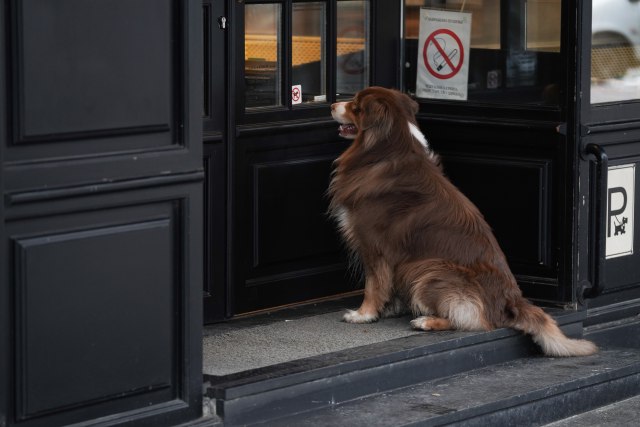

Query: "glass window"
left=292, top=2, right=326, bottom=104
left=337, top=0, right=369, bottom=97
left=526, top=0, right=561, bottom=52
left=406, top=0, right=500, bottom=49
left=242, top=1, right=370, bottom=115
left=245, top=3, right=282, bottom=108
left=591, top=0, right=640, bottom=104
left=404, top=0, right=562, bottom=106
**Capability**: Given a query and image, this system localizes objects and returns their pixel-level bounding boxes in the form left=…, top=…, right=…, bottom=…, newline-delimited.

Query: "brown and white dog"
left=329, top=87, right=596, bottom=357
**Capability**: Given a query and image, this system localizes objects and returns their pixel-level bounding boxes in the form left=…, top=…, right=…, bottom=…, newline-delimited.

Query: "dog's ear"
left=406, top=96, right=419, bottom=115
left=393, top=89, right=419, bottom=116
left=360, top=95, right=394, bottom=141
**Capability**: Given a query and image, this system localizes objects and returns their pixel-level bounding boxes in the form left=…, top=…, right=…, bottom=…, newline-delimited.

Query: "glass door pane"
left=591, top=0, right=640, bottom=104
left=404, top=0, right=562, bottom=106
left=526, top=0, right=560, bottom=52
left=292, top=2, right=327, bottom=104
left=245, top=3, right=282, bottom=108
left=337, top=0, right=369, bottom=96
left=405, top=0, right=500, bottom=48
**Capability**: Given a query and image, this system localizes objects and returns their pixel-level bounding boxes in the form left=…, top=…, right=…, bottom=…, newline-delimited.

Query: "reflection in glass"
left=292, top=2, right=326, bottom=104
left=337, top=1, right=369, bottom=97
left=404, top=0, right=561, bottom=105
left=245, top=3, right=282, bottom=108
left=591, top=0, right=640, bottom=103
left=526, top=0, right=560, bottom=52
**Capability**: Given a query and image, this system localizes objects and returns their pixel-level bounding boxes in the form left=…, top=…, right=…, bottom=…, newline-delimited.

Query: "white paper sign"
left=416, top=9, right=472, bottom=101
left=606, top=164, right=635, bottom=259
left=292, top=84, right=302, bottom=105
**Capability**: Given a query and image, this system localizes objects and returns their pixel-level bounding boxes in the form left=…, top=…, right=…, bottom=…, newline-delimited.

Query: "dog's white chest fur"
left=409, top=122, right=428, bottom=147
left=408, top=122, right=436, bottom=160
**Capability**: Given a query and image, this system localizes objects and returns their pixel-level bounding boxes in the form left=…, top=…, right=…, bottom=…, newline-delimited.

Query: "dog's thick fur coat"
left=329, top=87, right=596, bottom=357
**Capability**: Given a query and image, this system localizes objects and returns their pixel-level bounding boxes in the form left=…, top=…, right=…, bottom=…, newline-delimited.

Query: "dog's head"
left=331, top=87, right=419, bottom=141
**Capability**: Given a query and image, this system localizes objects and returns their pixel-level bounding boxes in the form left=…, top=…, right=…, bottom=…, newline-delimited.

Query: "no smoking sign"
left=416, top=9, right=471, bottom=100
left=292, top=84, right=302, bottom=105
left=423, top=29, right=464, bottom=80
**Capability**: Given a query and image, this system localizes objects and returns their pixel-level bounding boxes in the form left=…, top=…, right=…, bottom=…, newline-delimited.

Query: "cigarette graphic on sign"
left=422, top=29, right=465, bottom=80
left=433, top=38, right=458, bottom=71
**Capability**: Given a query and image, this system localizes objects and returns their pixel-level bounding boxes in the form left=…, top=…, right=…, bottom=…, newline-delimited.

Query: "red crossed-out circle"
left=292, top=87, right=301, bottom=102
left=423, top=28, right=464, bottom=80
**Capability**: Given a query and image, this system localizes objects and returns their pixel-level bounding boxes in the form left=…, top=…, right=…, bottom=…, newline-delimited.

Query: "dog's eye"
left=351, top=105, right=360, bottom=114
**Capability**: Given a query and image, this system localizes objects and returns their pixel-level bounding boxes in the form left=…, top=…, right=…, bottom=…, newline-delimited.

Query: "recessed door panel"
left=13, top=217, right=175, bottom=417
left=18, top=0, right=172, bottom=141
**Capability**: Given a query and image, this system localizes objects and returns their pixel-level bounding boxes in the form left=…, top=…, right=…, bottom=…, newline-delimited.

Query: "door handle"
left=584, top=143, right=608, bottom=298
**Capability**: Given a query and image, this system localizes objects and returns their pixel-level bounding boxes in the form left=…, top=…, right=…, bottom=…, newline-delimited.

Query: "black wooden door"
left=227, top=0, right=402, bottom=315
left=0, top=1, right=203, bottom=426
left=578, top=0, right=640, bottom=306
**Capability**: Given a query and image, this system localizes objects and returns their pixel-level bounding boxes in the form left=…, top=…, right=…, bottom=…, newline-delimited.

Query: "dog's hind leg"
left=344, top=259, right=393, bottom=323
left=410, top=315, right=452, bottom=331
left=403, top=259, right=493, bottom=332
left=410, top=293, right=490, bottom=332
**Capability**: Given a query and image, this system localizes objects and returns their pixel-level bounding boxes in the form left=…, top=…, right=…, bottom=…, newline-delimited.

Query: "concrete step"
left=261, top=348, right=640, bottom=427
left=544, top=394, right=640, bottom=427
left=204, top=310, right=586, bottom=426
left=584, top=314, right=640, bottom=349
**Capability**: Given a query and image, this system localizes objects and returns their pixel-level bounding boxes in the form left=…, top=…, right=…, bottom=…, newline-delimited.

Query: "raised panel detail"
left=13, top=218, right=175, bottom=418
left=17, top=0, right=173, bottom=141
left=442, top=155, right=552, bottom=267
left=252, top=157, right=341, bottom=269
left=234, top=138, right=355, bottom=314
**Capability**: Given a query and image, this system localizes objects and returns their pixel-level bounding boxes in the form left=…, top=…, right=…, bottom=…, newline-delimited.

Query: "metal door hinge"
left=218, top=16, right=227, bottom=30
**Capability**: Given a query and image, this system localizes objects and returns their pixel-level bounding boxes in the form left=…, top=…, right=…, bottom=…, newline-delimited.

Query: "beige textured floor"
left=202, top=310, right=422, bottom=376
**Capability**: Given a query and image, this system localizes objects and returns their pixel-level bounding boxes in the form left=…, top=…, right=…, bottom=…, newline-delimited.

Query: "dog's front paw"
left=343, top=309, right=378, bottom=324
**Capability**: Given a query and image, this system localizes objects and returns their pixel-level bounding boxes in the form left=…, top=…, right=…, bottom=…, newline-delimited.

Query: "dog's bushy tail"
left=510, top=300, right=597, bottom=357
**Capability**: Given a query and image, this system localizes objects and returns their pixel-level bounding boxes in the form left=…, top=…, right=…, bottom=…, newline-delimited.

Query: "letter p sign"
left=608, top=187, right=627, bottom=238
left=606, top=164, right=635, bottom=259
